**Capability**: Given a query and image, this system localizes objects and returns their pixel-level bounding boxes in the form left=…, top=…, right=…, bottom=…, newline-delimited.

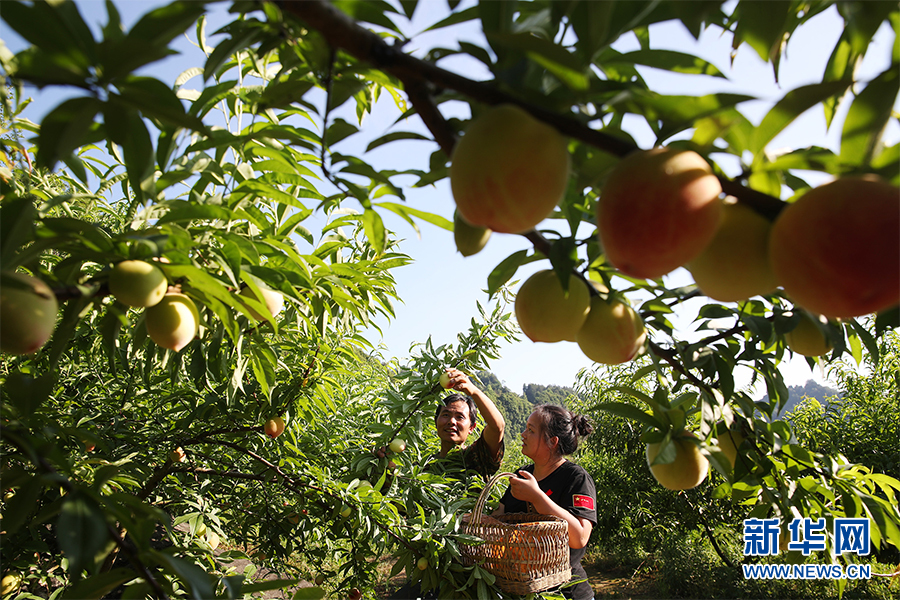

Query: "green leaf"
left=62, top=569, right=139, bottom=600
left=839, top=65, right=900, bottom=167
left=594, top=402, right=663, bottom=429
left=128, top=1, right=209, bottom=49
left=487, top=249, right=530, bottom=296
left=150, top=551, right=216, bottom=600
left=204, top=26, right=264, bottom=81
left=376, top=202, right=452, bottom=231
left=361, top=208, right=386, bottom=255
left=0, top=196, right=36, bottom=267
left=1, top=473, right=45, bottom=535
left=486, top=32, right=589, bottom=90
left=325, top=118, right=359, bottom=147
left=258, top=78, right=315, bottom=110
left=156, top=201, right=234, bottom=224
left=619, top=92, right=754, bottom=142
left=425, top=6, right=480, bottom=32
left=875, top=306, right=899, bottom=335
left=331, top=1, right=401, bottom=33
left=479, top=0, right=517, bottom=57
left=122, top=109, right=156, bottom=205
left=608, top=384, right=654, bottom=408
left=610, top=49, right=726, bottom=78
left=2, top=0, right=96, bottom=70
left=292, top=587, right=327, bottom=600
left=58, top=494, right=109, bottom=575
left=733, top=0, right=791, bottom=65
left=36, top=96, right=102, bottom=171
left=113, top=76, right=205, bottom=131
left=750, top=80, right=851, bottom=157
left=366, top=131, right=431, bottom=152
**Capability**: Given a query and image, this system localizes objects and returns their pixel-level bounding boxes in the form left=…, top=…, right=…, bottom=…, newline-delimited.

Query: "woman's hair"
left=532, top=404, right=593, bottom=456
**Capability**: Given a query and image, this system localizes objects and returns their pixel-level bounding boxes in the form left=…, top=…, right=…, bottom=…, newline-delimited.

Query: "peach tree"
left=1, top=1, right=899, bottom=599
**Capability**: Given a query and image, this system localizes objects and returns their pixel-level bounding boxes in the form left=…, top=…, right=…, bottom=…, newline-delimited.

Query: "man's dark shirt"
left=424, top=434, right=505, bottom=482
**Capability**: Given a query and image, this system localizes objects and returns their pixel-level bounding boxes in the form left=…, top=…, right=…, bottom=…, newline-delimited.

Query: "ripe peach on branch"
left=597, top=147, right=723, bottom=279
left=450, top=104, right=570, bottom=234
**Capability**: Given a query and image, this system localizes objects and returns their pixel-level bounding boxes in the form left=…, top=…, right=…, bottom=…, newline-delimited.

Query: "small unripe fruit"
left=240, top=285, right=284, bottom=321
left=357, top=480, right=374, bottom=493
left=84, top=442, right=96, bottom=452
left=315, top=574, right=326, bottom=586
left=196, top=523, right=207, bottom=537
left=453, top=211, right=491, bottom=257
left=439, top=372, right=452, bottom=389
left=769, top=176, right=899, bottom=318
left=646, top=432, right=709, bottom=490
left=109, top=260, right=168, bottom=307
left=687, top=201, right=778, bottom=302
left=288, top=512, right=300, bottom=525
left=576, top=297, right=646, bottom=365
left=417, top=557, right=429, bottom=571
left=0, top=272, right=58, bottom=355
left=340, top=505, right=352, bottom=518
left=388, top=438, right=406, bottom=454
left=145, top=293, right=199, bottom=352
left=450, top=104, right=570, bottom=233
left=170, top=447, right=187, bottom=463
left=206, top=532, right=220, bottom=550
left=785, top=313, right=833, bottom=357
left=264, top=416, right=286, bottom=439
left=515, top=270, right=591, bottom=342
left=598, top=148, right=723, bottom=279
left=348, top=587, right=362, bottom=600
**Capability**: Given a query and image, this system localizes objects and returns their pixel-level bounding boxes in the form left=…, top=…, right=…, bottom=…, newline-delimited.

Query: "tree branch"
left=278, top=0, right=786, bottom=218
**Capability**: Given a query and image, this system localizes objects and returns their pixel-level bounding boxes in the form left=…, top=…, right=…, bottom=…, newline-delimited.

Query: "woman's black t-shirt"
left=499, top=461, right=598, bottom=600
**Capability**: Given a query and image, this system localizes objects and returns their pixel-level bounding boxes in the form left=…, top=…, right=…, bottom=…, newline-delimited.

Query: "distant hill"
left=473, top=371, right=580, bottom=438
left=474, top=372, right=838, bottom=431
left=763, top=379, right=841, bottom=417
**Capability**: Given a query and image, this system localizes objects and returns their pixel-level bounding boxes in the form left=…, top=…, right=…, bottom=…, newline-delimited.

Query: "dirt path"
left=584, top=560, right=659, bottom=599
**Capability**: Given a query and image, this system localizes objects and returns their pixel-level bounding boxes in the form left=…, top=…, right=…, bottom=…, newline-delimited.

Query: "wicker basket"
left=460, top=471, right=571, bottom=595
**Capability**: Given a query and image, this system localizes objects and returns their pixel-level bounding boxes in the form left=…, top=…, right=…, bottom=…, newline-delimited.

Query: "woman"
left=493, top=405, right=597, bottom=600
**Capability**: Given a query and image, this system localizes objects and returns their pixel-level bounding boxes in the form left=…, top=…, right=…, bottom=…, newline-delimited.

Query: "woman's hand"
left=507, top=470, right=543, bottom=504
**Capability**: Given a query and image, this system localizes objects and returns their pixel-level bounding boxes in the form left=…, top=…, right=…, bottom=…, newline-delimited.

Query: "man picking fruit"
left=426, top=368, right=506, bottom=482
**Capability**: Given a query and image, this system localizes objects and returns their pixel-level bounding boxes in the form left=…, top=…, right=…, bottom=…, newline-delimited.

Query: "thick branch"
left=278, top=0, right=786, bottom=217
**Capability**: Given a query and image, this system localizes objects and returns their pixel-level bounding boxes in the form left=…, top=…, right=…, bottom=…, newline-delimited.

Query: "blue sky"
left=3, top=1, right=896, bottom=395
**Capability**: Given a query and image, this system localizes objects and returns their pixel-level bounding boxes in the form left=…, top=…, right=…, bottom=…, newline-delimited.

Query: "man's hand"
left=442, top=368, right=478, bottom=395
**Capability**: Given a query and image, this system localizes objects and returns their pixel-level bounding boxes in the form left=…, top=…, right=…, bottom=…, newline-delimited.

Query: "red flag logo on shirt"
left=573, top=494, right=594, bottom=510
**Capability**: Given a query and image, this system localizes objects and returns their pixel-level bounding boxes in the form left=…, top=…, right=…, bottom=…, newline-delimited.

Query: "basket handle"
left=470, top=471, right=517, bottom=525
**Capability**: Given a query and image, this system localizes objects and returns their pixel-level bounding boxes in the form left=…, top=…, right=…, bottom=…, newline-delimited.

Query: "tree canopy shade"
left=1, top=1, right=899, bottom=599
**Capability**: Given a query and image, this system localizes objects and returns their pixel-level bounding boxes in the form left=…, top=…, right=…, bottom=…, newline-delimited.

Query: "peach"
left=769, top=176, right=899, bottom=318
left=717, top=429, right=745, bottom=468
left=514, top=270, right=590, bottom=342
left=646, top=431, right=709, bottom=490
left=576, top=296, right=646, bottom=364
left=264, top=416, right=286, bottom=439
left=0, top=272, right=58, bottom=355
left=240, top=285, right=284, bottom=321
left=450, top=104, right=570, bottom=233
left=453, top=210, right=491, bottom=257
left=109, top=260, right=167, bottom=308
left=688, top=200, right=778, bottom=302
left=785, top=313, right=833, bottom=357
left=145, top=293, right=199, bottom=352
left=597, top=148, right=723, bottom=279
